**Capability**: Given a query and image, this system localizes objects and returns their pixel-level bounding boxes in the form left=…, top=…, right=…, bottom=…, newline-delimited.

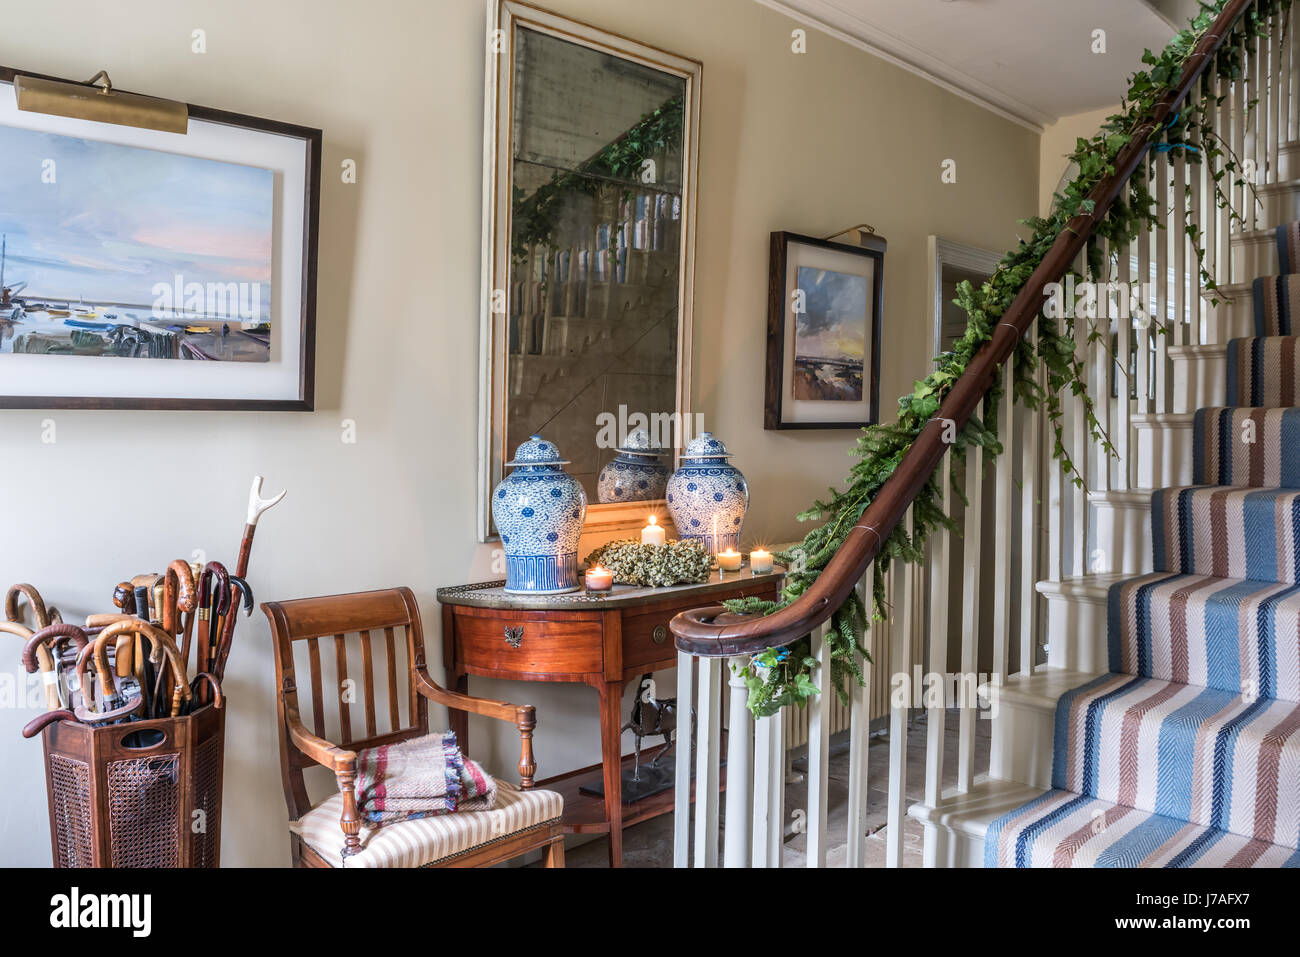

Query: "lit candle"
left=641, top=514, right=666, bottom=546
left=717, top=548, right=742, bottom=572
left=585, top=565, right=613, bottom=592
left=750, top=548, right=773, bottom=574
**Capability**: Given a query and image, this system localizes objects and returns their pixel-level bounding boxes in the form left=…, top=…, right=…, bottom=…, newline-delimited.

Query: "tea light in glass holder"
left=750, top=548, right=773, bottom=574
left=717, top=548, right=743, bottom=572
left=584, top=565, right=613, bottom=592
left=641, top=514, right=666, bottom=546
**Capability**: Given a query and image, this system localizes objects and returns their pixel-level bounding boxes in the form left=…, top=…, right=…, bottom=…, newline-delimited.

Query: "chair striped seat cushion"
left=290, top=781, right=563, bottom=868
left=1108, top=572, right=1300, bottom=701
left=1193, top=407, right=1300, bottom=487
left=1052, top=673, right=1300, bottom=848
left=1253, top=275, right=1300, bottom=336
left=985, top=789, right=1300, bottom=868
left=1151, top=486, right=1300, bottom=584
left=1226, top=336, right=1300, bottom=407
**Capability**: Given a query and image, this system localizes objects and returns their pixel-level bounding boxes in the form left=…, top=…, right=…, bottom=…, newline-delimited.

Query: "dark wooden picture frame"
left=0, top=65, right=321, bottom=411
left=764, top=230, right=885, bottom=430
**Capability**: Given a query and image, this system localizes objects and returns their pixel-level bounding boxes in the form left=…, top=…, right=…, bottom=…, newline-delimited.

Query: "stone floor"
left=553, top=708, right=991, bottom=867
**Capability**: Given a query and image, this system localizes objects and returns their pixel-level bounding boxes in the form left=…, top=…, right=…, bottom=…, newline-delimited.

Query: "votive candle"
left=717, top=548, right=743, bottom=572
left=750, top=549, right=773, bottom=574
left=641, top=515, right=666, bottom=546
left=585, top=565, right=613, bottom=592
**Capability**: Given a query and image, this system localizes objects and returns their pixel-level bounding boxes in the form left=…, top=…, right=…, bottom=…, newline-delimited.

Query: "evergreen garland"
left=727, top=0, right=1289, bottom=718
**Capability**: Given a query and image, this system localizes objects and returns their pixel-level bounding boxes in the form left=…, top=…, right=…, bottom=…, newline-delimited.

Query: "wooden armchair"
left=262, top=587, right=564, bottom=867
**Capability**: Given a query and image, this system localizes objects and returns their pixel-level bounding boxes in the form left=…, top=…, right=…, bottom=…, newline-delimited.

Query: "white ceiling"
left=757, top=0, right=1182, bottom=129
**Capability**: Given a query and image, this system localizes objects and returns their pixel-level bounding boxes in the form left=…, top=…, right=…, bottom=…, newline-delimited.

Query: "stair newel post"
left=805, top=622, right=832, bottom=867
left=672, top=649, right=694, bottom=867
left=722, top=654, right=753, bottom=868
left=885, top=506, right=917, bottom=868
left=845, top=566, right=874, bottom=867
left=692, top=656, right=722, bottom=867
left=922, top=462, right=951, bottom=867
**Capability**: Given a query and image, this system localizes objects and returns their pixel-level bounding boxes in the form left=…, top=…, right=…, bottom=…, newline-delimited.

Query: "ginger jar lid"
left=682, top=431, right=731, bottom=460
left=505, top=434, right=570, bottom=468
left=616, top=428, right=663, bottom=458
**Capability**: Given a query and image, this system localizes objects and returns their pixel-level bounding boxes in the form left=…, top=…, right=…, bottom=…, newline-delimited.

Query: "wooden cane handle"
left=22, top=710, right=76, bottom=739
left=5, top=584, right=50, bottom=629
left=21, top=624, right=87, bottom=674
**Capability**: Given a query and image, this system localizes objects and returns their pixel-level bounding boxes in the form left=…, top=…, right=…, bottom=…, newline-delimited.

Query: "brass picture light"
left=14, top=70, right=187, bottom=134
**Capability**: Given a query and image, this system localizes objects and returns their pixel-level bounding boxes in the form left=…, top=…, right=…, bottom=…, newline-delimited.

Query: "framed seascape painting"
left=764, top=230, right=885, bottom=430
left=0, top=66, right=321, bottom=410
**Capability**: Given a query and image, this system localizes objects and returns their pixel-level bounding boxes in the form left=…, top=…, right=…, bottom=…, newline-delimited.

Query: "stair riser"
left=1206, top=288, right=1259, bottom=343
left=1041, top=589, right=1109, bottom=673
left=1233, top=232, right=1278, bottom=283
left=989, top=697, right=1056, bottom=790
left=1170, top=350, right=1227, bottom=413
left=1131, top=418, right=1196, bottom=487
left=1261, top=181, right=1300, bottom=226
left=1279, top=142, right=1300, bottom=181
left=1090, top=496, right=1154, bottom=575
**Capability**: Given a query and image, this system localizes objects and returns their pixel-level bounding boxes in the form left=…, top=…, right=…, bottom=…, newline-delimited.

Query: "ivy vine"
left=727, top=0, right=1288, bottom=718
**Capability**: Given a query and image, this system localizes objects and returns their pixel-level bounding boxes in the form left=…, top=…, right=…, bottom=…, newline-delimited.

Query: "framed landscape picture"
left=0, top=66, right=320, bottom=410
left=764, top=230, right=885, bottom=430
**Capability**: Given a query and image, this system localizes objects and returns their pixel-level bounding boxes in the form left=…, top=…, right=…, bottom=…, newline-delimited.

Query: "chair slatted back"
left=262, top=587, right=430, bottom=819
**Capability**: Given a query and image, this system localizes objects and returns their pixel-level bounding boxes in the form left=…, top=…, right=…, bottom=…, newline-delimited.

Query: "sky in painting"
left=0, top=125, right=273, bottom=312
left=795, top=265, right=868, bottom=363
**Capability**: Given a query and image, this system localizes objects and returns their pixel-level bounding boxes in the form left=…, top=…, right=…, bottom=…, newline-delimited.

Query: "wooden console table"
left=437, top=568, right=783, bottom=867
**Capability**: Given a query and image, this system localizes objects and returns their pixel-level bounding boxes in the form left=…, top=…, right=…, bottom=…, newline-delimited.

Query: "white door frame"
left=926, top=237, right=1003, bottom=358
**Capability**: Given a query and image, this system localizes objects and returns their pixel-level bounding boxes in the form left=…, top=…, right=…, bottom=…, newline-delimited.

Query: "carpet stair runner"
left=986, top=223, right=1300, bottom=867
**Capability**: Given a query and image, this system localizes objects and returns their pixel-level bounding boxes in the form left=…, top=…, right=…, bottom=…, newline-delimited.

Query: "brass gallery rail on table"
left=670, top=0, right=1256, bottom=658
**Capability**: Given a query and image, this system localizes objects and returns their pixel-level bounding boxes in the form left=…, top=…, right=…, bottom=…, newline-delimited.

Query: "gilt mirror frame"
left=478, top=0, right=702, bottom=541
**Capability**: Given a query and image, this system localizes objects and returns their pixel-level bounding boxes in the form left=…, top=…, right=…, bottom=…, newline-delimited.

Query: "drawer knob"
left=652, top=624, right=668, bottom=645
left=504, top=626, right=524, bottom=649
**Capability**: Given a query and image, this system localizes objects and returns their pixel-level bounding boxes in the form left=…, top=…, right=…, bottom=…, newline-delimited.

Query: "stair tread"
left=986, top=788, right=1300, bottom=867
left=995, top=667, right=1102, bottom=713
left=908, top=777, right=1047, bottom=839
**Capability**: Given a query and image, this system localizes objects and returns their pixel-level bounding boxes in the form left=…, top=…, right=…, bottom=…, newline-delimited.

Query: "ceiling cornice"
left=754, top=0, right=1053, bottom=132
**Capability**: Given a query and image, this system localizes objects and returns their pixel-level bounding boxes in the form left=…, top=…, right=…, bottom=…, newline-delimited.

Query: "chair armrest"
left=285, top=707, right=365, bottom=858
left=412, top=669, right=538, bottom=787
left=286, top=707, right=356, bottom=772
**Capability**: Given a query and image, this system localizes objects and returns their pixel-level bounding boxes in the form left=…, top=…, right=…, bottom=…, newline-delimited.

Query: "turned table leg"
left=597, top=679, right=625, bottom=868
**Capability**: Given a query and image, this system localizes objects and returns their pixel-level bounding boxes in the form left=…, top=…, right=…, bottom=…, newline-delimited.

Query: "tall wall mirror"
left=479, top=0, right=701, bottom=540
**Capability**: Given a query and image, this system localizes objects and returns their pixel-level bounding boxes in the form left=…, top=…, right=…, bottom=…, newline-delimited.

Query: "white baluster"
left=958, top=431, right=983, bottom=792
left=846, top=567, right=873, bottom=867
left=673, top=650, right=694, bottom=867
left=1019, top=324, right=1040, bottom=675
left=1116, top=238, right=1132, bottom=488
left=723, top=655, right=753, bottom=867
left=806, top=621, right=831, bottom=867
left=923, top=463, right=951, bottom=868
left=1156, top=151, right=1171, bottom=412
left=885, top=509, right=916, bottom=868
left=992, top=361, right=1014, bottom=679
left=693, top=656, right=721, bottom=867
left=1071, top=250, right=1089, bottom=578
left=750, top=702, right=784, bottom=868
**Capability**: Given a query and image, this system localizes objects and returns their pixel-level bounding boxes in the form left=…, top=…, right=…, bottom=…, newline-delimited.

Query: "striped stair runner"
left=987, top=223, right=1300, bottom=867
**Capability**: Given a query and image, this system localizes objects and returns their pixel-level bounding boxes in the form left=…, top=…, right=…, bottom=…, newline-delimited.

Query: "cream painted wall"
left=1039, top=106, right=1117, bottom=215
left=0, top=0, right=1037, bottom=865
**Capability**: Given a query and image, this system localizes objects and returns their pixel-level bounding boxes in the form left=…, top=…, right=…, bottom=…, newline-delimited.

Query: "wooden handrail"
left=671, top=0, right=1255, bottom=658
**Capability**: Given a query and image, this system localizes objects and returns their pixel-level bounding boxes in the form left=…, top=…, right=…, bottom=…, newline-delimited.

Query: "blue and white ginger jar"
left=666, top=432, right=748, bottom=554
left=596, top=428, right=669, bottom=503
left=492, top=435, right=587, bottom=594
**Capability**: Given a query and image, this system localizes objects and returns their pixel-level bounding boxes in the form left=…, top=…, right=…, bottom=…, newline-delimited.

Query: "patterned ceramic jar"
left=596, top=428, right=669, bottom=503
left=492, top=435, right=588, bottom=594
left=666, top=432, right=749, bottom=554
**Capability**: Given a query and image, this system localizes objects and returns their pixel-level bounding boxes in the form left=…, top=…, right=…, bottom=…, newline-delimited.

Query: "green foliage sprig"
left=584, top=538, right=712, bottom=588
left=726, top=0, right=1290, bottom=718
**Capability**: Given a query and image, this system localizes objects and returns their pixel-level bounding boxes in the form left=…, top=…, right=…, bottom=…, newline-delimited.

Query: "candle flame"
left=648, top=515, right=658, bottom=526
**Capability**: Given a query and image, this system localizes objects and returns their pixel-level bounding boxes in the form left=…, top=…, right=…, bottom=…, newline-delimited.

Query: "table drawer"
left=455, top=611, right=603, bottom=679
left=621, top=582, right=779, bottom=672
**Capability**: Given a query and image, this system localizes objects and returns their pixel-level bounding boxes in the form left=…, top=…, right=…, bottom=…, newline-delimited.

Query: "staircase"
left=667, top=0, right=1300, bottom=869
left=915, top=218, right=1300, bottom=867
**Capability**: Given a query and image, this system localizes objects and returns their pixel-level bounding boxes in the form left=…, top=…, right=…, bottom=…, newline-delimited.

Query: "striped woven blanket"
left=355, top=731, right=497, bottom=825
